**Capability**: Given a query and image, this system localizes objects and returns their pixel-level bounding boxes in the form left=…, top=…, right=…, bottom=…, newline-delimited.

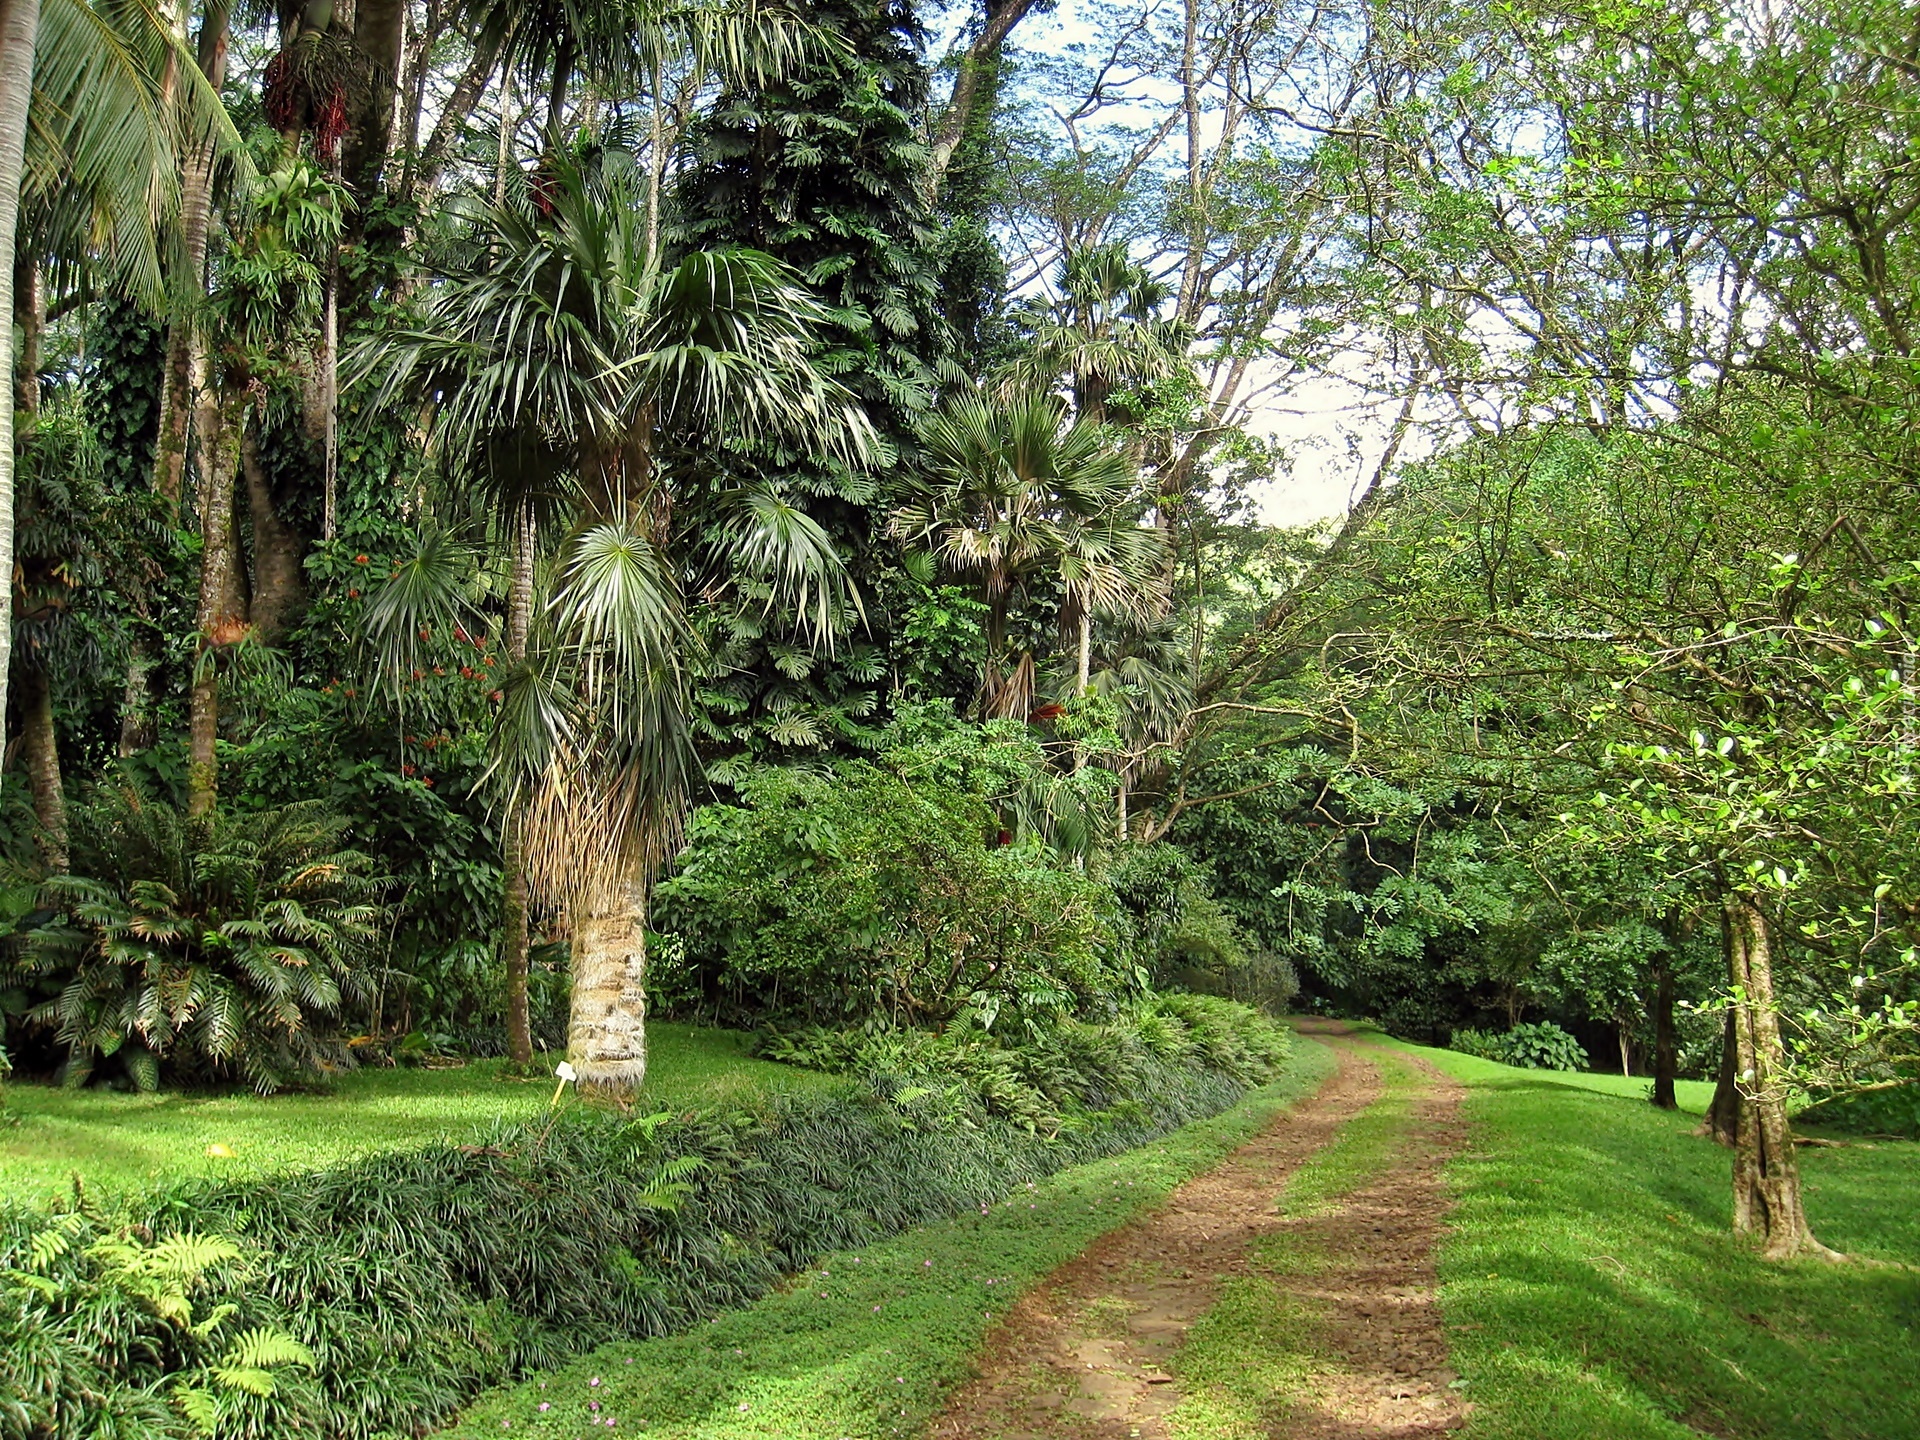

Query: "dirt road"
left=925, top=1022, right=1470, bottom=1440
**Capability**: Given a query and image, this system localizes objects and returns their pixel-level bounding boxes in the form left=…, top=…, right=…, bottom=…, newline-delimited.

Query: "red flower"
left=348, top=588, right=361, bottom=599
left=354, top=554, right=369, bottom=565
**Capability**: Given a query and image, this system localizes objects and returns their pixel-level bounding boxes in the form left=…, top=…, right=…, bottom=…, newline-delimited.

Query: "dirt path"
left=925, top=1023, right=1470, bottom=1440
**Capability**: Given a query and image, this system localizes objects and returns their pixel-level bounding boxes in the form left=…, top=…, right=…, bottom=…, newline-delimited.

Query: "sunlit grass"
left=1389, top=1040, right=1920, bottom=1440
left=0, top=1023, right=834, bottom=1202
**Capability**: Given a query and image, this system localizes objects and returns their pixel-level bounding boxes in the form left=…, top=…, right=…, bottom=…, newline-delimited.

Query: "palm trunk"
left=1723, top=895, right=1840, bottom=1260
left=567, top=878, right=649, bottom=1102
left=18, top=666, right=65, bottom=872
left=1076, top=603, right=1092, bottom=694
left=501, top=505, right=535, bottom=1065
left=0, top=0, right=41, bottom=753
left=187, top=390, right=244, bottom=819
left=151, top=2, right=230, bottom=513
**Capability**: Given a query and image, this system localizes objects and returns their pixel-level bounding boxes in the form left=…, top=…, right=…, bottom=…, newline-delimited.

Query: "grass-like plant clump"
left=0, top=999, right=1295, bottom=1439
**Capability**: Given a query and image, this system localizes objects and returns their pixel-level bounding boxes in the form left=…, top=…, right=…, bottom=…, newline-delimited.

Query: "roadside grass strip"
left=441, top=1042, right=1340, bottom=1440
left=1398, top=1042, right=1920, bottom=1440
left=1166, top=1042, right=1427, bottom=1440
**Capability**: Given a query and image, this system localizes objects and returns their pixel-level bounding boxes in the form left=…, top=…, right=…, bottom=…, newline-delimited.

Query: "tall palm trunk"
left=187, top=388, right=244, bottom=819
left=151, top=2, right=231, bottom=512
left=1722, top=894, right=1840, bottom=1260
left=18, top=666, right=65, bottom=871
left=0, top=0, right=41, bottom=750
left=501, top=505, right=536, bottom=1065
left=567, top=878, right=649, bottom=1102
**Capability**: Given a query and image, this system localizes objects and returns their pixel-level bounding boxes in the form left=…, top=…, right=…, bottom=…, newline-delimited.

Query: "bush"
left=5, top=793, right=390, bottom=1092
left=658, top=761, right=1124, bottom=1027
left=1451, top=1021, right=1588, bottom=1072
left=0, top=1000, right=1294, bottom=1440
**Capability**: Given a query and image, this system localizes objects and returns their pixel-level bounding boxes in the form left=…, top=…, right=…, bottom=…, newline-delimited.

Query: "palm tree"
left=359, top=146, right=872, bottom=1098
left=2, top=0, right=240, bottom=767
left=1004, top=242, right=1187, bottom=427
left=891, top=389, right=1162, bottom=718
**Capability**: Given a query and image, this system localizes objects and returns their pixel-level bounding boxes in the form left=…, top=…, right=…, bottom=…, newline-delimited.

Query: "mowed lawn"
left=0, top=1023, right=835, bottom=1202
left=1390, top=1041, right=1920, bottom=1440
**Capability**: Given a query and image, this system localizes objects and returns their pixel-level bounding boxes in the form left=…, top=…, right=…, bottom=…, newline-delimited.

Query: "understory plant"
left=6, top=792, right=389, bottom=1092
left=1450, top=1020, right=1589, bottom=1072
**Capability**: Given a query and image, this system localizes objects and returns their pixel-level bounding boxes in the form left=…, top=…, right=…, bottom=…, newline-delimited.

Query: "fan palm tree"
left=1003, top=242, right=1188, bottom=427
left=892, top=390, right=1163, bottom=718
left=358, top=145, right=873, bottom=1098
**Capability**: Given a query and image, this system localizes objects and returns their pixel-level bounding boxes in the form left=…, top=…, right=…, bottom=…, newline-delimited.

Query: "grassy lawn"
left=441, top=1042, right=1342, bottom=1440
left=1398, top=1041, right=1920, bottom=1440
left=0, top=1023, right=835, bottom=1203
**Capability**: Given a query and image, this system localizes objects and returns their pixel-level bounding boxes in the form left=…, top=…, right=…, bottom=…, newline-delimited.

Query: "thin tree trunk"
left=1617, top=1022, right=1631, bottom=1077
left=501, top=504, right=535, bottom=1065
left=567, top=878, right=649, bottom=1103
left=151, top=2, right=231, bottom=513
left=0, top=0, right=41, bottom=753
left=1652, top=960, right=1678, bottom=1110
left=1723, top=895, right=1842, bottom=1261
left=187, top=391, right=243, bottom=819
left=1076, top=603, right=1092, bottom=694
left=411, top=34, right=502, bottom=200
left=18, top=666, right=65, bottom=871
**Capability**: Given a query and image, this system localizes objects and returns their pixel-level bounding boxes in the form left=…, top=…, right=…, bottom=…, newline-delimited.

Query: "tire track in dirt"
left=924, top=1023, right=1469, bottom=1440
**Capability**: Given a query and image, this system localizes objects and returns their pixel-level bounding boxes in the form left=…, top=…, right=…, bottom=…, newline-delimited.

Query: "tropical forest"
left=0, top=0, right=1915, bottom=1436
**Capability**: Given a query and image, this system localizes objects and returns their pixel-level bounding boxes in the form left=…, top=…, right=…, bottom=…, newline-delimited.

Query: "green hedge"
left=0, top=998, right=1291, bottom=1440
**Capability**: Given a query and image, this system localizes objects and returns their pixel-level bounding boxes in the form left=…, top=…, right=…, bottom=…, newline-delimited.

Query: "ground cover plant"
left=0, top=1000, right=1293, bottom=1439
left=0, top=1023, right=831, bottom=1203
left=442, top=1042, right=1340, bottom=1440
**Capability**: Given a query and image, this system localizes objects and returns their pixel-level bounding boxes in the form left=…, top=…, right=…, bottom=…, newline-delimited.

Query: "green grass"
left=1395, top=1040, right=1920, bottom=1440
left=439, top=1041, right=1342, bottom=1440
left=0, top=1024, right=834, bottom=1202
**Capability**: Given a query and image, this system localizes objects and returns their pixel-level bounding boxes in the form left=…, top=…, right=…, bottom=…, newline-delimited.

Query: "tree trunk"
left=1723, top=895, right=1841, bottom=1261
left=1077, top=604, right=1092, bottom=694
left=925, top=0, right=1040, bottom=200
left=187, top=391, right=244, bottom=819
left=501, top=505, right=535, bottom=1066
left=567, top=879, right=649, bottom=1103
left=1651, top=960, right=1678, bottom=1110
left=0, top=0, right=41, bottom=755
left=151, top=2, right=231, bottom=514
left=17, top=666, right=65, bottom=872
left=1703, top=1007, right=1739, bottom=1144
left=1617, top=1022, right=1631, bottom=1077
left=241, top=422, right=307, bottom=643
left=340, top=0, right=406, bottom=211
left=411, top=33, right=501, bottom=199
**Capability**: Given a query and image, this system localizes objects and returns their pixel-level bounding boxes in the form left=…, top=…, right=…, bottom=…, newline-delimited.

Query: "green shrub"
left=1108, top=844, right=1299, bottom=1012
left=5, top=794, right=389, bottom=1093
left=1797, top=1082, right=1920, bottom=1138
left=1450, top=1021, right=1589, bottom=1072
left=657, top=761, right=1124, bottom=1026
left=0, top=1001, right=1293, bottom=1439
